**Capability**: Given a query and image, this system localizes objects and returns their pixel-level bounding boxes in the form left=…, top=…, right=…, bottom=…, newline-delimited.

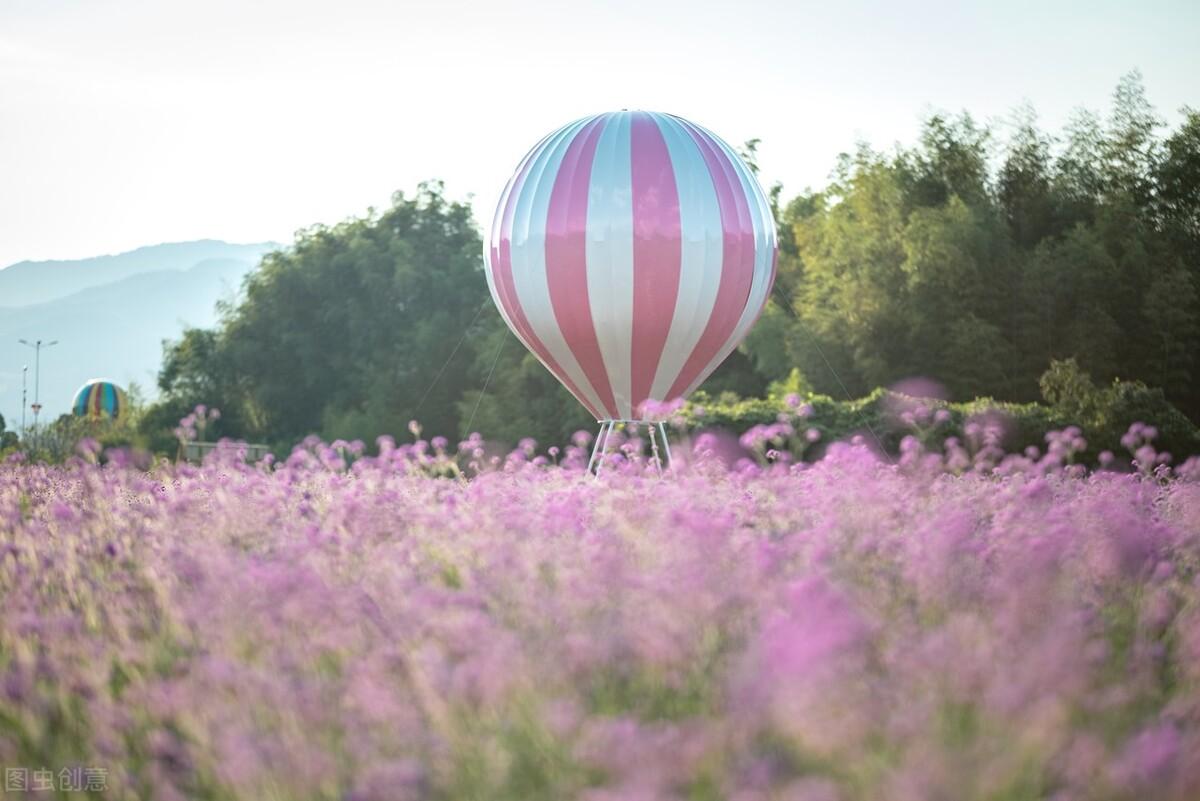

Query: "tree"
left=1102, top=70, right=1162, bottom=208
left=739, top=74, right=1200, bottom=421
left=1015, top=224, right=1121, bottom=390
left=0, top=413, right=17, bottom=451
left=1142, top=266, right=1199, bottom=391
left=1156, top=108, right=1200, bottom=244
left=999, top=105, right=1058, bottom=247
left=1054, top=109, right=1105, bottom=226
left=151, top=183, right=491, bottom=450
left=896, top=112, right=991, bottom=211
left=793, top=146, right=909, bottom=392
left=137, top=74, right=1200, bottom=454
left=942, top=315, right=1018, bottom=400
left=454, top=327, right=593, bottom=447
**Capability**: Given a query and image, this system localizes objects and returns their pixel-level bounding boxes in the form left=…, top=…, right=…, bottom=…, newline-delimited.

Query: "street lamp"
left=21, top=365, right=28, bottom=435
left=17, top=338, right=58, bottom=450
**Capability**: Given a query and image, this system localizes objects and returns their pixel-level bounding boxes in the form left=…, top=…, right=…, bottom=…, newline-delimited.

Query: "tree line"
left=754, top=71, right=1199, bottom=416
left=132, top=71, right=1197, bottom=453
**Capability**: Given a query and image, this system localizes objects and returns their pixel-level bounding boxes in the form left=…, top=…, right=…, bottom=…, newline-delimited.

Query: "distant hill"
left=0, top=240, right=277, bottom=307
left=0, top=241, right=280, bottom=431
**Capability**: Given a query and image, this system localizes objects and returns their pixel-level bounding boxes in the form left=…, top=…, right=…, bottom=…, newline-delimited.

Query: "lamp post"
left=21, top=365, right=28, bottom=435
left=17, top=338, right=58, bottom=450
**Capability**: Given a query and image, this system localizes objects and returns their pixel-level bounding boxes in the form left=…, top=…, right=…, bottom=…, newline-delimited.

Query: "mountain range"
left=0, top=240, right=279, bottom=433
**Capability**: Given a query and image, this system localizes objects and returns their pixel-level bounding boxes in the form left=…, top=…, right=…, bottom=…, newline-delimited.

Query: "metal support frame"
left=586, top=420, right=615, bottom=475
left=657, top=422, right=672, bottom=468
left=586, top=420, right=672, bottom=476
left=648, top=424, right=663, bottom=474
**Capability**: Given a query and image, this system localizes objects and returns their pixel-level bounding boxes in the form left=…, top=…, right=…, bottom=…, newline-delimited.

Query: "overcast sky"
left=1, top=0, right=1197, bottom=268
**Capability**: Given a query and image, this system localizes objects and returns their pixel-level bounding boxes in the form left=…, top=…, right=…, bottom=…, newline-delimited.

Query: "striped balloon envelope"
left=72, top=379, right=127, bottom=421
left=485, top=110, right=778, bottom=422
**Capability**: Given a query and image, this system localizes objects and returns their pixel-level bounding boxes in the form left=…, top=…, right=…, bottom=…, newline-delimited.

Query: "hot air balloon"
left=484, top=110, right=778, bottom=468
left=73, top=379, right=127, bottom=422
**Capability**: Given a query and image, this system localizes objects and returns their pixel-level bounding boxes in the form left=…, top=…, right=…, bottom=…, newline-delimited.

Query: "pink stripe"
left=492, top=148, right=542, bottom=349
left=545, top=116, right=619, bottom=419
left=630, top=113, right=682, bottom=414
left=494, top=125, right=604, bottom=419
left=665, top=122, right=756, bottom=400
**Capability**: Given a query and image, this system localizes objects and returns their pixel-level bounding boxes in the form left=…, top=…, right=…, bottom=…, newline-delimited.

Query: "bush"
left=680, top=376, right=1200, bottom=465
left=1035, top=359, right=1200, bottom=463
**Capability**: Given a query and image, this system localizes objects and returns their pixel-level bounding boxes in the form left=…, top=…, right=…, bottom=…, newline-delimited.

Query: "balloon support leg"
left=586, top=421, right=672, bottom=477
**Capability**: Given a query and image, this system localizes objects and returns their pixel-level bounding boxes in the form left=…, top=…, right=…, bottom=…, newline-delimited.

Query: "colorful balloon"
left=485, top=110, right=777, bottom=421
left=72, top=379, right=127, bottom=421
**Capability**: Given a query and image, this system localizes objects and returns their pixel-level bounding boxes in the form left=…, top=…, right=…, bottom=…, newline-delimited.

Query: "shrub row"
left=680, top=379, right=1200, bottom=465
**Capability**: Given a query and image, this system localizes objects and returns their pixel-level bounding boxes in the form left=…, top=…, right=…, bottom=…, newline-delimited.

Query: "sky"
left=1, top=0, right=1197, bottom=269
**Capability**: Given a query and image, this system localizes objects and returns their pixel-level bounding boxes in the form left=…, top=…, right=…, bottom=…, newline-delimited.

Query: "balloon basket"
left=586, top=420, right=672, bottom=477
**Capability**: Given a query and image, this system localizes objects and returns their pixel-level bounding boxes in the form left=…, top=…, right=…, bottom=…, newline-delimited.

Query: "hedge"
left=679, top=379, right=1200, bottom=465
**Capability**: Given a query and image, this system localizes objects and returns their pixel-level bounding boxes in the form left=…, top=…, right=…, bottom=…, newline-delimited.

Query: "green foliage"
left=32, top=414, right=146, bottom=463
left=2, top=385, right=153, bottom=463
left=1039, top=358, right=1101, bottom=418
left=752, top=71, right=1200, bottom=424
left=1039, top=358, right=1200, bottom=460
left=682, top=388, right=901, bottom=451
left=767, top=367, right=813, bottom=400
left=0, top=413, right=17, bottom=452
left=35, top=388, right=152, bottom=462
left=147, top=183, right=492, bottom=452
left=453, top=329, right=594, bottom=449
left=130, top=73, right=1200, bottom=457
left=682, top=369, right=1200, bottom=465
left=1155, top=108, right=1200, bottom=242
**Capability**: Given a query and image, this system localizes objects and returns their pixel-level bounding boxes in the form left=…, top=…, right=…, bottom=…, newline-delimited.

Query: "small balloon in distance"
left=72, top=379, right=128, bottom=421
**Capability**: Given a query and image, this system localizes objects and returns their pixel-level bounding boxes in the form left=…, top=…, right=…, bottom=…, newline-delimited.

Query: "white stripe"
left=485, top=124, right=578, bottom=350
left=679, top=120, right=778, bottom=398
left=649, top=113, right=724, bottom=402
left=484, top=130, right=553, bottom=342
left=585, top=113, right=635, bottom=420
left=507, top=115, right=610, bottom=417
left=705, top=121, right=777, bottom=338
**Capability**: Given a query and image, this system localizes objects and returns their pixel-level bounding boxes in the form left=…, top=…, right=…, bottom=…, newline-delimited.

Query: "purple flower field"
left=2, top=424, right=1200, bottom=801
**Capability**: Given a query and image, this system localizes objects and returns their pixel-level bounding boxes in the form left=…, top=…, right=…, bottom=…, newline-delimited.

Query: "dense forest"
left=128, top=72, right=1198, bottom=453
left=756, top=72, right=1199, bottom=411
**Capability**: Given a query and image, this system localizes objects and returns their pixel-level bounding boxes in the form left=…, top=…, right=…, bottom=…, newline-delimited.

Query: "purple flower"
left=0, top=414, right=1197, bottom=800
left=1111, top=724, right=1180, bottom=790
